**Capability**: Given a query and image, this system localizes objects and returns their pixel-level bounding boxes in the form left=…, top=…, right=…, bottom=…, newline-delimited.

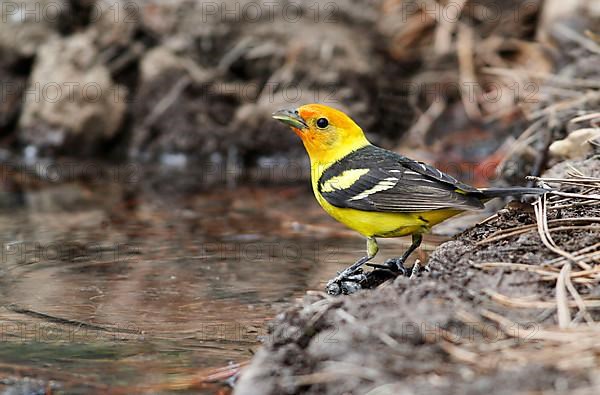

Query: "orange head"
left=272, top=104, right=370, bottom=165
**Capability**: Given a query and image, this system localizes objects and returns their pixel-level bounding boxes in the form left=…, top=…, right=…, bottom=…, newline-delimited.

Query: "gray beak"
left=272, top=109, right=308, bottom=130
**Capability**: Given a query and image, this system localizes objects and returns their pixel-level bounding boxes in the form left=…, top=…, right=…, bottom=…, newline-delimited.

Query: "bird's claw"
left=326, top=269, right=367, bottom=295
left=325, top=258, right=431, bottom=296
left=367, top=257, right=409, bottom=276
left=327, top=268, right=364, bottom=286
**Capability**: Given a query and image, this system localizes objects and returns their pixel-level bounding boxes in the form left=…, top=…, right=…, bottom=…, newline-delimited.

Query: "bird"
left=272, top=103, right=548, bottom=294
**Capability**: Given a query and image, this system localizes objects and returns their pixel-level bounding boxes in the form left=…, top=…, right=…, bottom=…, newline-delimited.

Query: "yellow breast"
left=310, top=166, right=462, bottom=238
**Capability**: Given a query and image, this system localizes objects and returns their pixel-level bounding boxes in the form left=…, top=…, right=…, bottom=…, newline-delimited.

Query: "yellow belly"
left=313, top=186, right=463, bottom=238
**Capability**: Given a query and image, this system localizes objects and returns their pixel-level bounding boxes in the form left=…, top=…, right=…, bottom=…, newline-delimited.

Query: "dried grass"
left=455, top=171, right=600, bottom=373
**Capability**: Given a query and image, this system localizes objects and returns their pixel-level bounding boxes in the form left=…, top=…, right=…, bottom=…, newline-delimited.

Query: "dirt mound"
left=234, top=155, right=600, bottom=394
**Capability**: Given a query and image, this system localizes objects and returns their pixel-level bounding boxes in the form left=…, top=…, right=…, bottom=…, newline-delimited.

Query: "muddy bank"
left=234, top=155, right=600, bottom=395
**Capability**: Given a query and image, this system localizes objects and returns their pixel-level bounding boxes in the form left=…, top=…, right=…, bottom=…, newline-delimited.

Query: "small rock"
left=549, top=128, right=600, bottom=159
left=18, top=32, right=127, bottom=156
left=0, top=0, right=67, bottom=57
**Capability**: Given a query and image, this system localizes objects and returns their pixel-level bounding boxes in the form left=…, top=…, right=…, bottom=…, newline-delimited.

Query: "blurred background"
left=0, top=0, right=596, bottom=185
left=0, top=0, right=599, bottom=393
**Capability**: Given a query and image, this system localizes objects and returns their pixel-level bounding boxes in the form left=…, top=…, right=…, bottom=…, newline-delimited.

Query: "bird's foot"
left=366, top=257, right=409, bottom=276
left=325, top=258, right=430, bottom=296
left=326, top=268, right=368, bottom=296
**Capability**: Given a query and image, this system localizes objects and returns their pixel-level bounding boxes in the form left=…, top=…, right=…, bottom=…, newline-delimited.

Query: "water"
left=0, top=173, right=446, bottom=394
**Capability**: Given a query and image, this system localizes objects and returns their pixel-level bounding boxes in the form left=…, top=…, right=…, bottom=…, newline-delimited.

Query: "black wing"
left=318, top=145, right=484, bottom=213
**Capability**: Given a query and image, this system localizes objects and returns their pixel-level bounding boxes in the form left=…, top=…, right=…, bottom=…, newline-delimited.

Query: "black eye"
left=316, top=118, right=329, bottom=128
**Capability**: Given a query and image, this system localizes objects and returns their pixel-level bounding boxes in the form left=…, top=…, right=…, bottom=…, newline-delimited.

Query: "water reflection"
left=0, top=175, right=397, bottom=393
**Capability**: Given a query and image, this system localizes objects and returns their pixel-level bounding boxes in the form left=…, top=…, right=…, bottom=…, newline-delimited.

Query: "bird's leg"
left=368, top=234, right=422, bottom=276
left=326, top=237, right=378, bottom=295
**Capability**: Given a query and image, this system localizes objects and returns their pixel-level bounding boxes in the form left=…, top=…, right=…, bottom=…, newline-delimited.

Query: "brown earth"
left=0, top=0, right=562, bottom=170
left=234, top=155, right=600, bottom=395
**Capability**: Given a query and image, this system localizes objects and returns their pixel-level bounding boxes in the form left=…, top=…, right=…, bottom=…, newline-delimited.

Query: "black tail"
left=476, top=187, right=550, bottom=199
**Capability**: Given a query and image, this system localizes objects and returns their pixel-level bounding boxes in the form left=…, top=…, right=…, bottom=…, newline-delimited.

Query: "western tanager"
left=273, top=104, right=547, bottom=295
